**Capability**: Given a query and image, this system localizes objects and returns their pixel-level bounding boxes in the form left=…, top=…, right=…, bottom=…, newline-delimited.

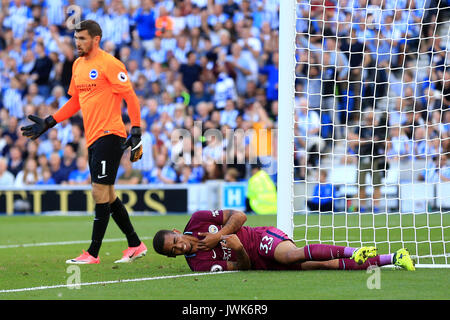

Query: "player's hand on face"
left=219, top=234, right=243, bottom=251
left=197, top=232, right=221, bottom=251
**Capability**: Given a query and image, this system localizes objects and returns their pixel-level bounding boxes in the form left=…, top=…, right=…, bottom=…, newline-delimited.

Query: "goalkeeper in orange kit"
left=21, top=20, right=147, bottom=264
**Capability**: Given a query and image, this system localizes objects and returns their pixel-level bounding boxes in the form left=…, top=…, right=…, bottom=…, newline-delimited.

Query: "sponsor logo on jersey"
left=222, top=247, right=232, bottom=261
left=211, top=210, right=220, bottom=217
left=89, top=69, right=98, bottom=80
left=117, top=72, right=128, bottom=82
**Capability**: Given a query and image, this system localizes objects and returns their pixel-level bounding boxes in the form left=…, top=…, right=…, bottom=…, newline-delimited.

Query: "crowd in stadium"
left=295, top=0, right=450, bottom=186
left=0, top=0, right=449, bottom=191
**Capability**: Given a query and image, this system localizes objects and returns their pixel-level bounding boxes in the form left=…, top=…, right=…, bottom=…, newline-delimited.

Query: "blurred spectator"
left=439, top=154, right=450, bottom=182
left=435, top=68, right=450, bottom=108
left=0, top=157, right=15, bottom=186
left=307, top=170, right=338, bottom=212
left=224, top=167, right=239, bottom=182
left=133, top=0, right=157, bottom=52
left=144, top=153, right=177, bottom=184
left=134, top=74, right=152, bottom=98
left=194, top=101, right=212, bottom=123
left=227, top=42, right=257, bottom=96
left=173, top=103, right=186, bottom=128
left=22, top=83, right=45, bottom=107
left=56, top=119, right=73, bottom=146
left=37, top=153, right=49, bottom=173
left=178, top=164, right=202, bottom=183
left=213, top=63, right=238, bottom=109
left=155, top=5, right=174, bottom=37
left=69, top=123, right=86, bottom=157
left=45, top=85, right=68, bottom=109
left=147, top=36, right=167, bottom=64
left=179, top=50, right=202, bottom=93
left=7, top=146, right=24, bottom=177
left=190, top=81, right=212, bottom=110
left=220, top=99, right=239, bottom=129
left=203, top=160, right=223, bottom=181
left=117, top=154, right=143, bottom=185
left=258, top=51, right=278, bottom=104
left=142, top=98, right=159, bottom=128
left=24, top=139, right=39, bottom=162
left=388, top=98, right=407, bottom=127
left=172, top=79, right=190, bottom=106
left=295, top=97, right=324, bottom=169
left=202, top=134, right=223, bottom=164
left=413, top=126, right=428, bottom=160
left=28, top=41, right=53, bottom=98
left=2, top=75, right=24, bottom=119
left=36, top=167, right=56, bottom=185
left=245, top=160, right=277, bottom=215
left=37, top=128, right=58, bottom=159
left=14, top=158, right=41, bottom=187
left=127, top=59, right=142, bottom=83
left=386, top=126, right=413, bottom=162
left=347, top=109, right=387, bottom=213
left=419, top=153, right=450, bottom=183
left=1, top=0, right=31, bottom=39
left=150, top=123, right=168, bottom=160
left=49, top=151, right=67, bottom=184
left=158, top=91, right=176, bottom=117
left=60, top=143, right=77, bottom=180
left=1, top=116, right=19, bottom=156
left=131, top=119, right=154, bottom=174
left=68, top=156, right=90, bottom=185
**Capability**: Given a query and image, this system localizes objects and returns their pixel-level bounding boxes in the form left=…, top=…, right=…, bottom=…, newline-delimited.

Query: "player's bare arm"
left=197, top=209, right=247, bottom=251
left=221, top=234, right=251, bottom=270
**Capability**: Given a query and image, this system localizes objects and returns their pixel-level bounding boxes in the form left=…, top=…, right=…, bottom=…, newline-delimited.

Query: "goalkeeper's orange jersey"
left=55, top=49, right=140, bottom=147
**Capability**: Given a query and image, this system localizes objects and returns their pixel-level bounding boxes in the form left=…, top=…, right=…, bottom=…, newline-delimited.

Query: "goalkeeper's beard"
left=77, top=42, right=93, bottom=57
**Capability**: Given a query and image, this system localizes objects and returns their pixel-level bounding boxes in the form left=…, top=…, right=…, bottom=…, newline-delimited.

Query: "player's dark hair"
left=153, top=230, right=173, bottom=256
left=75, top=20, right=102, bottom=39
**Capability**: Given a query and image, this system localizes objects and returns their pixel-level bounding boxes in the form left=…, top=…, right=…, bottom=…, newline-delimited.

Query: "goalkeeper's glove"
left=20, top=115, right=57, bottom=140
left=122, top=126, right=143, bottom=162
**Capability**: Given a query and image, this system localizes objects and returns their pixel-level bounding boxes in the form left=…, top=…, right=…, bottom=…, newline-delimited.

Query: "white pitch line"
left=0, top=236, right=153, bottom=249
left=0, top=271, right=238, bottom=294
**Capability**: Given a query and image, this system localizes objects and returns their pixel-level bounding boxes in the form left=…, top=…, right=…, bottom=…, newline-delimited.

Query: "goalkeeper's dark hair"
left=75, top=20, right=102, bottom=39
left=153, top=229, right=174, bottom=256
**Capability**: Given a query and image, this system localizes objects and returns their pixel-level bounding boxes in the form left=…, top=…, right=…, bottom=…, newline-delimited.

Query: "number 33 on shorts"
left=259, top=236, right=274, bottom=255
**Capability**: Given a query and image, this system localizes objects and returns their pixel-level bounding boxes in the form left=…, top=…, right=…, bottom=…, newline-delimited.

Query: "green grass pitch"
left=0, top=214, right=449, bottom=300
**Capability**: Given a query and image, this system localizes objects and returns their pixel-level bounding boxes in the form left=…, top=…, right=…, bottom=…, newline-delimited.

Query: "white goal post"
left=277, top=0, right=450, bottom=268
left=277, top=0, right=297, bottom=239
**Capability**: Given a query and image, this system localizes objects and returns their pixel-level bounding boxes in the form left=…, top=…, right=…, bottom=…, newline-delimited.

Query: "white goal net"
left=277, top=0, right=450, bottom=267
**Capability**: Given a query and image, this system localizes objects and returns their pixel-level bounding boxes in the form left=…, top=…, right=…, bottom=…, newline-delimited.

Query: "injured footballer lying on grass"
left=152, top=209, right=415, bottom=272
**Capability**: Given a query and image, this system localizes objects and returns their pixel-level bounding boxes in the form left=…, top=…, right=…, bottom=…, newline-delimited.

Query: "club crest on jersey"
left=89, top=69, right=98, bottom=80
left=208, top=225, right=219, bottom=234
left=117, top=72, right=128, bottom=82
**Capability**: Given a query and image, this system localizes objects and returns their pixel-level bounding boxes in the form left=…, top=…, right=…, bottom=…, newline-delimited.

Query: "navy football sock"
left=87, top=202, right=111, bottom=258
left=110, top=197, right=141, bottom=247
